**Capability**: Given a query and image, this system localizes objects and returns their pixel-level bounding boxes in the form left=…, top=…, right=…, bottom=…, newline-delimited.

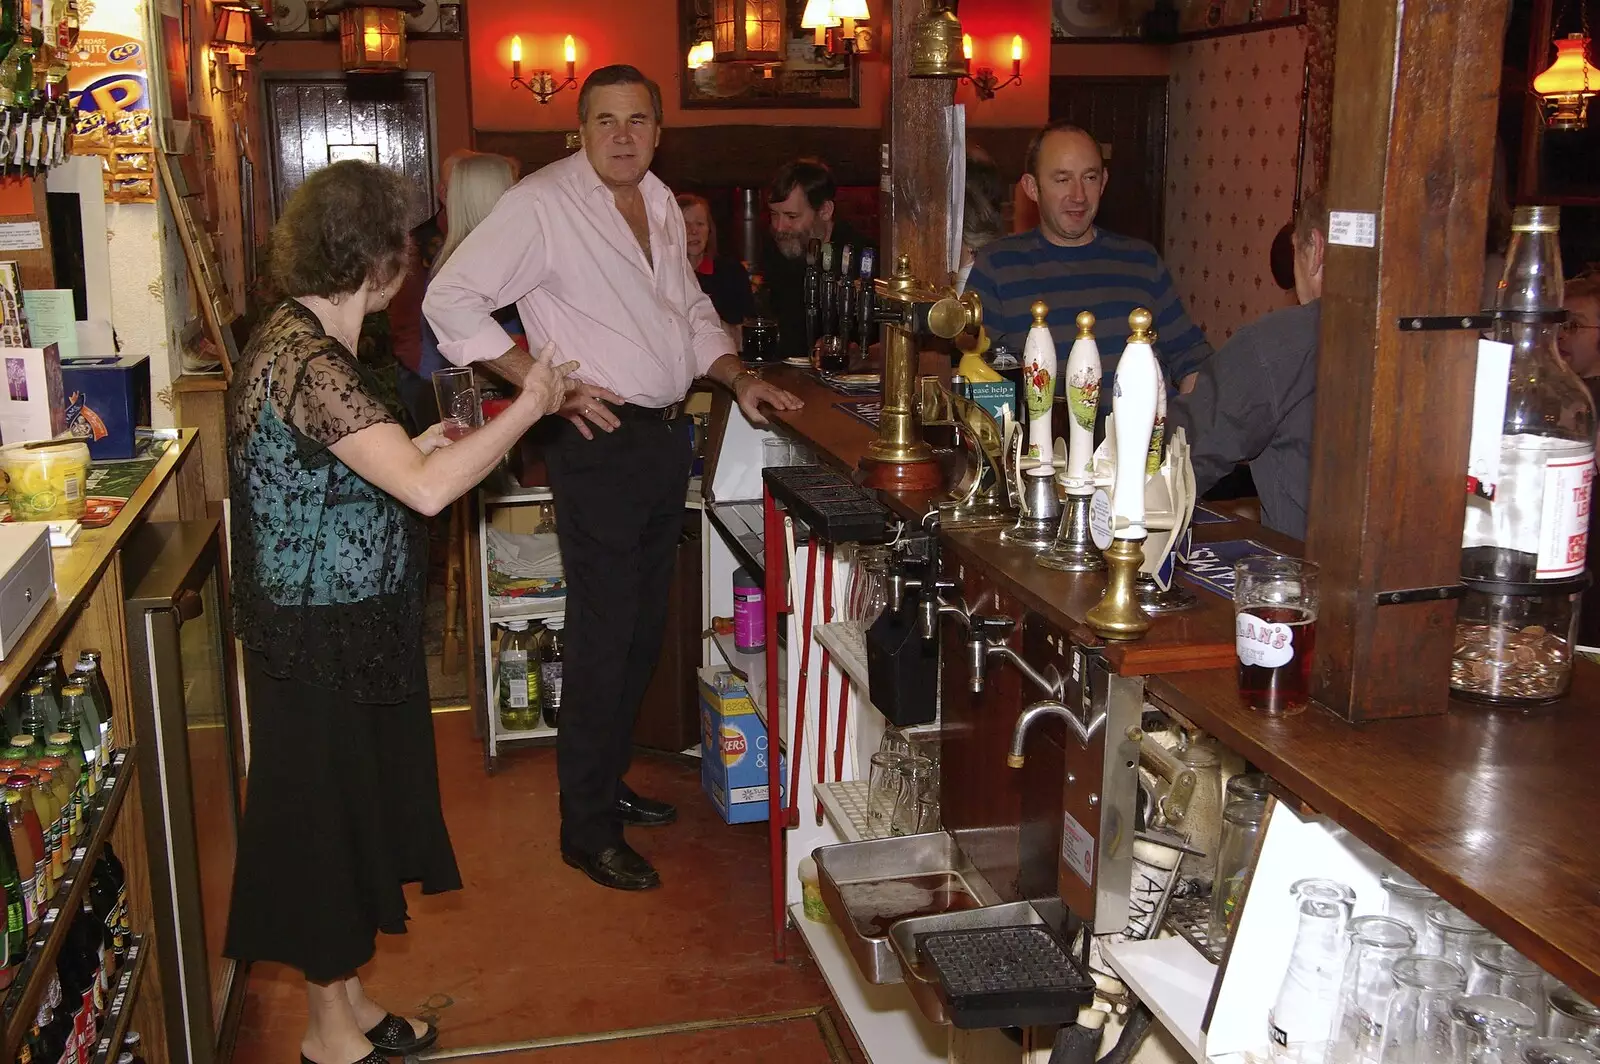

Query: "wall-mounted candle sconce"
left=960, top=34, right=1023, bottom=100
left=510, top=34, right=578, bottom=104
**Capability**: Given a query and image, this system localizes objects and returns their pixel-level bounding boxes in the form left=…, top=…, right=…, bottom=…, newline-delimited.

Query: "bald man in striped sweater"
left=967, top=123, right=1213, bottom=418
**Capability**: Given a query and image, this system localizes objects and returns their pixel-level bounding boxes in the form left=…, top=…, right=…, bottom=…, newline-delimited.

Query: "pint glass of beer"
left=1234, top=556, right=1319, bottom=713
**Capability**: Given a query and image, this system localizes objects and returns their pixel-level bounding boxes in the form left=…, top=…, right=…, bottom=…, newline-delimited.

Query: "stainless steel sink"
left=815, top=832, right=1002, bottom=984
left=886, top=901, right=1047, bottom=1024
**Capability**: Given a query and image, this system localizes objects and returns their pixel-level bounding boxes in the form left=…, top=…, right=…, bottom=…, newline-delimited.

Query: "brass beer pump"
left=1086, top=309, right=1161, bottom=641
left=860, top=254, right=982, bottom=491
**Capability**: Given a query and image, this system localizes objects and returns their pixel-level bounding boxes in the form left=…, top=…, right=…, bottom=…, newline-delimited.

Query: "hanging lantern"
left=324, top=0, right=424, bottom=74
left=210, top=3, right=257, bottom=66
left=1534, top=33, right=1600, bottom=130
left=712, top=0, right=782, bottom=64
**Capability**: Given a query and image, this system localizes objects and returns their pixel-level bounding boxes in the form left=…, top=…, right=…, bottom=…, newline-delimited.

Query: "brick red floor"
left=229, top=710, right=859, bottom=1063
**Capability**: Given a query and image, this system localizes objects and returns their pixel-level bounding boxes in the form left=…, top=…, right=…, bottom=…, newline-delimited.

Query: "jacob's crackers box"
left=699, top=668, right=784, bottom=825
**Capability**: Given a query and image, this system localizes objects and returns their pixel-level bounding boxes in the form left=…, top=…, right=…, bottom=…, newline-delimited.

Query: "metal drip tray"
left=886, top=901, right=1046, bottom=1025
left=815, top=832, right=1001, bottom=984
left=920, top=925, right=1095, bottom=1030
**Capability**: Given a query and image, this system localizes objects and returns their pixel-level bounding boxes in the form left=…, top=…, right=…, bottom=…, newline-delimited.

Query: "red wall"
left=259, top=39, right=475, bottom=162
left=466, top=0, right=1050, bottom=133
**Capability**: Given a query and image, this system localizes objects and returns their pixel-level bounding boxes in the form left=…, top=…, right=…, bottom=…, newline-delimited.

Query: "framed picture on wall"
left=678, top=0, right=860, bottom=110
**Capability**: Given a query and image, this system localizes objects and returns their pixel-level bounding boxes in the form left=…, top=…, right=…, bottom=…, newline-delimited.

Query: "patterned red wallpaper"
left=1163, top=25, right=1308, bottom=346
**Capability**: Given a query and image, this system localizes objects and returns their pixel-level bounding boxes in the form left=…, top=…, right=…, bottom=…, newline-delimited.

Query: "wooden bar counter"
left=757, top=363, right=1600, bottom=1004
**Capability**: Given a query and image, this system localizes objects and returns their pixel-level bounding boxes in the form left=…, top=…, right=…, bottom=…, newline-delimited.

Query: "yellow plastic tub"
left=0, top=440, right=90, bottom=521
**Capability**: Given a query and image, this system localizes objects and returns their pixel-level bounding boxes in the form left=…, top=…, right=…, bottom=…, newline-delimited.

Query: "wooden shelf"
left=2, top=748, right=135, bottom=1057
left=90, top=933, right=149, bottom=1064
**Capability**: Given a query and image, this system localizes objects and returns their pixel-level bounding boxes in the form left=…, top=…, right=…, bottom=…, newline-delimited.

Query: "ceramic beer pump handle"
left=1062, top=310, right=1101, bottom=496
left=1111, top=309, right=1159, bottom=540
left=1022, top=300, right=1057, bottom=478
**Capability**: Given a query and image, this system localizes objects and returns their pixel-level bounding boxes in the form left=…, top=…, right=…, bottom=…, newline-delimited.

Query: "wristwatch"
left=729, top=368, right=761, bottom=394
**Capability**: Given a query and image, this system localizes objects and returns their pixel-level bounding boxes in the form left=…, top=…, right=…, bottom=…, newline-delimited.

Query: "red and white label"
left=1236, top=612, right=1295, bottom=669
left=1536, top=451, right=1595, bottom=579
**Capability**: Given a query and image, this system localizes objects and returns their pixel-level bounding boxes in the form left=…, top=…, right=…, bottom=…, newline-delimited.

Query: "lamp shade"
left=713, top=0, right=782, bottom=62
left=800, top=0, right=839, bottom=29
left=209, top=4, right=255, bottom=55
left=1534, top=34, right=1600, bottom=130
left=833, top=0, right=870, bottom=19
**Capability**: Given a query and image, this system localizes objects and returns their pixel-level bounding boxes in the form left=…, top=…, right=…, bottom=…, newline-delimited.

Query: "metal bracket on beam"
left=1398, top=309, right=1567, bottom=331
left=1374, top=584, right=1466, bottom=606
left=1398, top=315, right=1495, bottom=332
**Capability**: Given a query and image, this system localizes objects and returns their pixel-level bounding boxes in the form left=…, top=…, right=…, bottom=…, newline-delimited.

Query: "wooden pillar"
left=1304, top=0, right=1509, bottom=720
left=885, top=0, right=956, bottom=283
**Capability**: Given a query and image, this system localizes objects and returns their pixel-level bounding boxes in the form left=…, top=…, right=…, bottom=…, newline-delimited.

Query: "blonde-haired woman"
left=395, top=153, right=525, bottom=428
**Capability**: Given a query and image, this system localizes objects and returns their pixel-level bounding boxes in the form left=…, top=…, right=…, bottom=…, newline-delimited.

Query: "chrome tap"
left=967, top=615, right=1064, bottom=699
left=890, top=570, right=969, bottom=641
left=1006, top=699, right=1108, bottom=768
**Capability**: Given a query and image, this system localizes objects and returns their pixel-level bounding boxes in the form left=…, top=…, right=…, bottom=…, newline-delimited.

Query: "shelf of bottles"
left=0, top=0, right=82, bottom=179
left=800, top=239, right=876, bottom=376
left=0, top=648, right=129, bottom=1060
left=88, top=933, right=145, bottom=1064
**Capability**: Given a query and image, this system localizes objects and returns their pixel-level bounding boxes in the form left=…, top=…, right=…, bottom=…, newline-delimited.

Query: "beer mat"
left=0, top=437, right=173, bottom=529
left=836, top=398, right=882, bottom=430
left=1192, top=504, right=1234, bottom=524
left=1182, top=538, right=1283, bottom=600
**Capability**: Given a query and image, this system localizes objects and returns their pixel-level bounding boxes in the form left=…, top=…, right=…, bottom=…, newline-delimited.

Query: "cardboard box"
left=698, top=668, right=783, bottom=825
left=0, top=346, right=65, bottom=446
left=60, top=355, right=150, bottom=459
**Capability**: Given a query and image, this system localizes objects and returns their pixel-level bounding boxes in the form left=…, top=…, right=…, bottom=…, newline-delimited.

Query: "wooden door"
left=1048, top=76, right=1170, bottom=249
left=262, top=73, right=438, bottom=227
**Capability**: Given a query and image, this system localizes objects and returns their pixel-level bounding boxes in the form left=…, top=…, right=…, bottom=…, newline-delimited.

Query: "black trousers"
left=545, top=413, right=693, bottom=854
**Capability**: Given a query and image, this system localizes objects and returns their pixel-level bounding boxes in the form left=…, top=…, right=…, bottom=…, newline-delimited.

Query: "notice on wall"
left=0, top=223, right=42, bottom=251
left=1328, top=211, right=1378, bottom=248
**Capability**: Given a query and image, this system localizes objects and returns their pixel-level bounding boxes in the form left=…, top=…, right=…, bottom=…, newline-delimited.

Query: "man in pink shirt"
left=425, top=65, right=801, bottom=891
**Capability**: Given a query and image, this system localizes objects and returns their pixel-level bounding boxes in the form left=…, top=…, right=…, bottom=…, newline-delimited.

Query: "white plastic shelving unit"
left=477, top=472, right=701, bottom=769
left=790, top=903, right=947, bottom=1064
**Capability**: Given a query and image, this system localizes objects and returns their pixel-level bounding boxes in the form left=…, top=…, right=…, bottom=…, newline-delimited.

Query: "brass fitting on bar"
left=1086, top=536, right=1152, bottom=641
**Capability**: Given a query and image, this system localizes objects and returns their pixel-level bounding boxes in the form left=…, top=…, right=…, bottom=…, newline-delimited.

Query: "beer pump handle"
left=1063, top=310, right=1101, bottom=494
left=1111, top=309, right=1159, bottom=539
left=1022, top=301, right=1057, bottom=477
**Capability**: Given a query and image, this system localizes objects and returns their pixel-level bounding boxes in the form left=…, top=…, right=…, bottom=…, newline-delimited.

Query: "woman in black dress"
left=224, top=160, right=574, bottom=1064
left=677, top=193, right=753, bottom=329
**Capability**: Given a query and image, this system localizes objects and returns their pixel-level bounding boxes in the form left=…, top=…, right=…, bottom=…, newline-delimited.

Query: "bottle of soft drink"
left=57, top=686, right=98, bottom=794
left=496, top=622, right=540, bottom=731
left=0, top=789, right=30, bottom=953
left=74, top=652, right=114, bottom=752
left=5, top=786, right=44, bottom=927
left=17, top=685, right=51, bottom=743
left=540, top=617, right=564, bottom=729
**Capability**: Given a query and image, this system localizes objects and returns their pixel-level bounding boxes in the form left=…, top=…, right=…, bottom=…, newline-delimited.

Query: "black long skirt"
left=223, top=650, right=462, bottom=983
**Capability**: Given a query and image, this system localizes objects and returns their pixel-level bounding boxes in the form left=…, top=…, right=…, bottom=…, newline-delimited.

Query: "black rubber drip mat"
left=762, top=464, right=891, bottom=545
left=918, top=925, right=1096, bottom=1030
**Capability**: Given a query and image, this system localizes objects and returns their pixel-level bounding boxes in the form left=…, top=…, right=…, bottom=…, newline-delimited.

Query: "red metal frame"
left=763, top=488, right=788, bottom=962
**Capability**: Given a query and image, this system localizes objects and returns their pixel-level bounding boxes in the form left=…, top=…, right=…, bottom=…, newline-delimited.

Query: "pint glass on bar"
left=1234, top=557, right=1320, bottom=714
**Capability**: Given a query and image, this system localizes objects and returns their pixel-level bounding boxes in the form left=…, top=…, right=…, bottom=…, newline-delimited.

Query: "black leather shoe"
left=363, top=1013, right=439, bottom=1055
left=616, top=792, right=677, bottom=826
left=562, top=842, right=662, bottom=890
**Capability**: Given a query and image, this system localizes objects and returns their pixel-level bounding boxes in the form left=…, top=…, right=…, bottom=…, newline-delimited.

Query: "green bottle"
left=58, top=685, right=97, bottom=793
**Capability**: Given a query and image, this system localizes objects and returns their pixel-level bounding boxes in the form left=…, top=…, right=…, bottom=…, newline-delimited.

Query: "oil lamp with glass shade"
left=1533, top=33, right=1600, bottom=131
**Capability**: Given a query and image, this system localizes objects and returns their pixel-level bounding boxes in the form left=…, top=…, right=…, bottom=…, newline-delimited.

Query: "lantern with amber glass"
left=713, top=0, right=782, bottom=63
left=1534, top=33, right=1600, bottom=130
left=323, top=0, right=424, bottom=74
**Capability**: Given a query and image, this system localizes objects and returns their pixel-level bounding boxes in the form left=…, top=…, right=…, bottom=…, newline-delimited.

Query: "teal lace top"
left=227, top=300, right=427, bottom=702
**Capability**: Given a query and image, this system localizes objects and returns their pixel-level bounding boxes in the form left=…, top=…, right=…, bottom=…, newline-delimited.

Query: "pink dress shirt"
left=422, top=151, right=734, bottom=408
